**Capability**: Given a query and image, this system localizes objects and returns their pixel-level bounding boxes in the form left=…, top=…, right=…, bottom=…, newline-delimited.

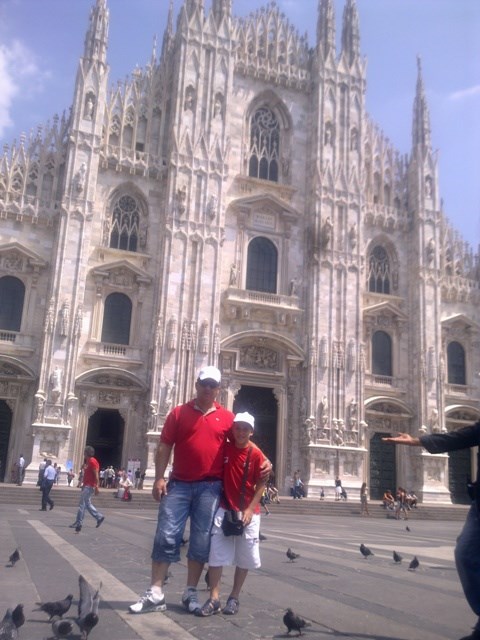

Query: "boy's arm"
left=242, top=478, right=267, bottom=526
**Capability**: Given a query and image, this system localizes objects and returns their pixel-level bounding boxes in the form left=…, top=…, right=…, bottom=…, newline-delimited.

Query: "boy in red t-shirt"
left=196, top=412, right=267, bottom=617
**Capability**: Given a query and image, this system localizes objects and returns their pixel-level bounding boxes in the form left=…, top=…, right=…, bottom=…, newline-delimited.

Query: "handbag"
left=221, top=446, right=252, bottom=537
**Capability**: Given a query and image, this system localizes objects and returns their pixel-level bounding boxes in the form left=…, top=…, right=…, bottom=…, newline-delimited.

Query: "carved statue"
left=74, top=163, right=87, bottom=193
left=207, top=194, right=218, bottom=220
left=229, top=263, right=238, bottom=286
left=49, top=367, right=63, bottom=404
left=426, top=237, right=435, bottom=264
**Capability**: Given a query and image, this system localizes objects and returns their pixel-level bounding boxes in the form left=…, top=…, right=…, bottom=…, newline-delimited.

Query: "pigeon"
left=408, top=556, right=419, bottom=571
left=77, top=574, right=101, bottom=640
left=10, top=607, right=24, bottom=631
left=204, top=569, right=210, bottom=588
left=36, top=594, right=74, bottom=620
left=180, top=537, right=189, bottom=547
left=286, top=547, right=300, bottom=562
left=0, top=605, right=24, bottom=640
left=0, top=609, right=18, bottom=640
left=283, top=608, right=311, bottom=636
left=8, top=549, right=20, bottom=567
left=406, top=526, right=411, bottom=532
left=360, top=543, right=374, bottom=559
left=259, top=532, right=268, bottom=541
left=51, top=617, right=74, bottom=638
left=393, top=550, right=403, bottom=564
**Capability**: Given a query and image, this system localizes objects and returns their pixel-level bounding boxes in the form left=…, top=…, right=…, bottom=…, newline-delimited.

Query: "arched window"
left=368, top=246, right=390, bottom=294
left=372, top=330, right=392, bottom=377
left=0, top=276, right=25, bottom=332
left=109, top=194, right=140, bottom=252
left=248, top=107, right=279, bottom=182
left=101, top=293, right=132, bottom=345
left=246, top=237, right=278, bottom=293
left=447, top=341, right=466, bottom=385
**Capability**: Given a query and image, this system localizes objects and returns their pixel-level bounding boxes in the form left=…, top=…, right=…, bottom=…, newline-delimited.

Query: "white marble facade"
left=0, top=0, right=479, bottom=501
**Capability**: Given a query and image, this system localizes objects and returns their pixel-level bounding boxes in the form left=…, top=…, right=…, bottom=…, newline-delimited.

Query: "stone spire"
left=83, top=0, right=109, bottom=66
left=185, top=0, right=205, bottom=18
left=212, top=0, right=232, bottom=25
left=161, top=0, right=174, bottom=60
left=317, top=0, right=335, bottom=60
left=341, top=0, right=360, bottom=66
left=412, top=56, right=431, bottom=149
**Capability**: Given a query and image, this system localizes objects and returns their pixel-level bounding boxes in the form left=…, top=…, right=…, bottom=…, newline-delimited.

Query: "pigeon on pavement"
left=283, top=608, right=311, bottom=636
left=360, top=543, right=374, bottom=559
left=286, top=547, right=300, bottom=562
left=393, top=551, right=403, bottom=563
left=406, top=526, right=411, bottom=532
left=8, top=549, right=20, bottom=567
left=77, top=575, right=101, bottom=640
left=51, top=617, right=74, bottom=638
left=408, top=556, right=420, bottom=571
left=0, top=605, right=24, bottom=640
left=36, top=594, right=74, bottom=620
left=259, top=532, right=267, bottom=541
left=10, top=607, right=24, bottom=631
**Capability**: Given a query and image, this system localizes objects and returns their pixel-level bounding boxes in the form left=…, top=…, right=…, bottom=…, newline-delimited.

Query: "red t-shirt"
left=83, top=457, right=100, bottom=487
left=221, top=442, right=266, bottom=513
left=160, top=400, right=234, bottom=481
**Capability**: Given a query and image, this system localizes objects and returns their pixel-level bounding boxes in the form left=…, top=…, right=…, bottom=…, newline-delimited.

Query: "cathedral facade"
left=0, top=0, right=479, bottom=502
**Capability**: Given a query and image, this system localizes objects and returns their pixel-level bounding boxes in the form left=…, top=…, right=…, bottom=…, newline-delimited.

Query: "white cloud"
left=0, top=40, right=50, bottom=139
left=448, top=84, right=480, bottom=102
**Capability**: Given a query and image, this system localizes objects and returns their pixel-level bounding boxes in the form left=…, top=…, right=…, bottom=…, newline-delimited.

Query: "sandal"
left=222, top=597, right=239, bottom=615
left=194, top=598, right=221, bottom=617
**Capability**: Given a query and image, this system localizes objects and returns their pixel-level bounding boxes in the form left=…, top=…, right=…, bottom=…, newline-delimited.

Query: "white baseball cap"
left=233, top=411, right=255, bottom=430
left=197, top=366, right=221, bottom=384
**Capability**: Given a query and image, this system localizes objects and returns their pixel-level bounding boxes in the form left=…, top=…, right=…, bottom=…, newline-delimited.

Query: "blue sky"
left=0, top=0, right=479, bottom=247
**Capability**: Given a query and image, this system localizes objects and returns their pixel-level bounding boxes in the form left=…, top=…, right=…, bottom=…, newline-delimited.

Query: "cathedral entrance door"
left=86, top=409, right=125, bottom=470
left=233, top=386, right=277, bottom=472
left=448, top=448, right=471, bottom=504
left=0, top=400, right=12, bottom=482
left=369, top=432, right=396, bottom=500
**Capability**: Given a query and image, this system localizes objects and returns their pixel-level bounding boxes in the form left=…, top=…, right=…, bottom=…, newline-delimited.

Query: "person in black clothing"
left=383, top=421, right=480, bottom=640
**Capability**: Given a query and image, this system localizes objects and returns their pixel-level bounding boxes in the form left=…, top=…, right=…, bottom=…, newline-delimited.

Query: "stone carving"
left=181, top=320, right=196, bottom=351
left=163, top=380, right=174, bottom=413
left=321, top=216, right=333, bottom=247
left=348, top=398, right=358, bottom=429
left=347, top=224, right=357, bottom=251
left=240, top=345, right=278, bottom=370
left=176, top=185, right=187, bottom=216
left=167, top=317, right=177, bottom=350
left=229, top=263, right=238, bottom=286
left=199, top=321, right=209, bottom=354
left=213, top=324, right=220, bottom=354
left=74, top=163, right=86, bottom=193
left=84, top=94, right=95, bottom=120
left=289, top=278, right=298, bottom=296
left=213, top=93, right=223, bottom=120
left=34, top=393, right=45, bottom=423
left=60, top=300, right=69, bottom=337
left=319, top=337, right=328, bottom=370
left=49, top=367, right=63, bottom=404
left=3, top=252, right=23, bottom=271
left=207, top=194, right=218, bottom=220
left=347, top=340, right=356, bottom=373
left=75, top=305, right=83, bottom=336
left=184, top=85, right=196, bottom=111
left=304, top=416, right=316, bottom=444
left=427, top=237, right=435, bottom=264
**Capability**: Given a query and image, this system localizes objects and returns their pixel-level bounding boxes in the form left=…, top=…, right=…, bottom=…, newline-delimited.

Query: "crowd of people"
left=382, top=487, right=418, bottom=519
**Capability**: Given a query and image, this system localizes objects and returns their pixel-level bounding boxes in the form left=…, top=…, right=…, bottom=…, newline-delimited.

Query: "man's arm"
left=93, top=463, right=100, bottom=494
left=382, top=433, right=421, bottom=446
left=152, top=441, right=173, bottom=502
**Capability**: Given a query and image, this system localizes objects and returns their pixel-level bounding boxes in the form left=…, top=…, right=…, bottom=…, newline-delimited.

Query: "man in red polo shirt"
left=129, top=366, right=271, bottom=615
left=70, top=445, right=105, bottom=533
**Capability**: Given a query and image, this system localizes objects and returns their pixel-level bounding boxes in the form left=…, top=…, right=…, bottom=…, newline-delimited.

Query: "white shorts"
left=208, top=507, right=261, bottom=570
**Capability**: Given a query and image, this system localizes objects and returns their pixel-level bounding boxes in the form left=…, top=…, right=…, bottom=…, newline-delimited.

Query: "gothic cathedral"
left=0, top=0, right=479, bottom=502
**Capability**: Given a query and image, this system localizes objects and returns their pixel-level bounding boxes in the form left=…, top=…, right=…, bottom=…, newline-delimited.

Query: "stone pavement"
left=0, top=501, right=474, bottom=640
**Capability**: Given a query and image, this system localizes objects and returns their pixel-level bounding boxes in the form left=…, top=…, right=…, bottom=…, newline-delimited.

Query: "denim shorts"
left=151, top=479, right=222, bottom=564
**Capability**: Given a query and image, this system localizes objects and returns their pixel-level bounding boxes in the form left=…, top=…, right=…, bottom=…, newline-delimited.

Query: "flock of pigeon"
left=1, top=549, right=101, bottom=640
left=282, top=530, right=421, bottom=636
left=3, top=527, right=421, bottom=639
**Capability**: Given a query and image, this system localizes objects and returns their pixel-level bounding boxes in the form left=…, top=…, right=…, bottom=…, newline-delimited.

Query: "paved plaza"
left=0, top=501, right=472, bottom=640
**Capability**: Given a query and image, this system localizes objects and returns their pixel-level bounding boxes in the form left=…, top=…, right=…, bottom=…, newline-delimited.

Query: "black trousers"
left=41, top=480, right=54, bottom=509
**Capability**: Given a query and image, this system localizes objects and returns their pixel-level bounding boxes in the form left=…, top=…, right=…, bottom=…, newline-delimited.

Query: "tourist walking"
left=69, top=446, right=105, bottom=534
left=40, top=459, right=56, bottom=511
left=360, top=482, right=370, bottom=516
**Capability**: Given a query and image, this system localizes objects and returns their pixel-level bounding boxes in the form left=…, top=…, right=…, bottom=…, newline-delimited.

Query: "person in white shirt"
left=17, top=454, right=25, bottom=486
left=40, top=460, right=56, bottom=511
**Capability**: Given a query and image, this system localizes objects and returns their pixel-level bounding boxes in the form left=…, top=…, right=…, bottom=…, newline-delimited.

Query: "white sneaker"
left=129, top=590, right=166, bottom=614
left=182, top=588, right=200, bottom=613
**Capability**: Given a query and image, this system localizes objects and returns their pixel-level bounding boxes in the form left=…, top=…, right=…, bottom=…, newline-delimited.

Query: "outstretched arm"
left=382, top=433, right=422, bottom=447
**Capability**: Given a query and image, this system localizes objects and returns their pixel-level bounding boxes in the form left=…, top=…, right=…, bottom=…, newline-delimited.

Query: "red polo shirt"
left=160, top=400, right=234, bottom=481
